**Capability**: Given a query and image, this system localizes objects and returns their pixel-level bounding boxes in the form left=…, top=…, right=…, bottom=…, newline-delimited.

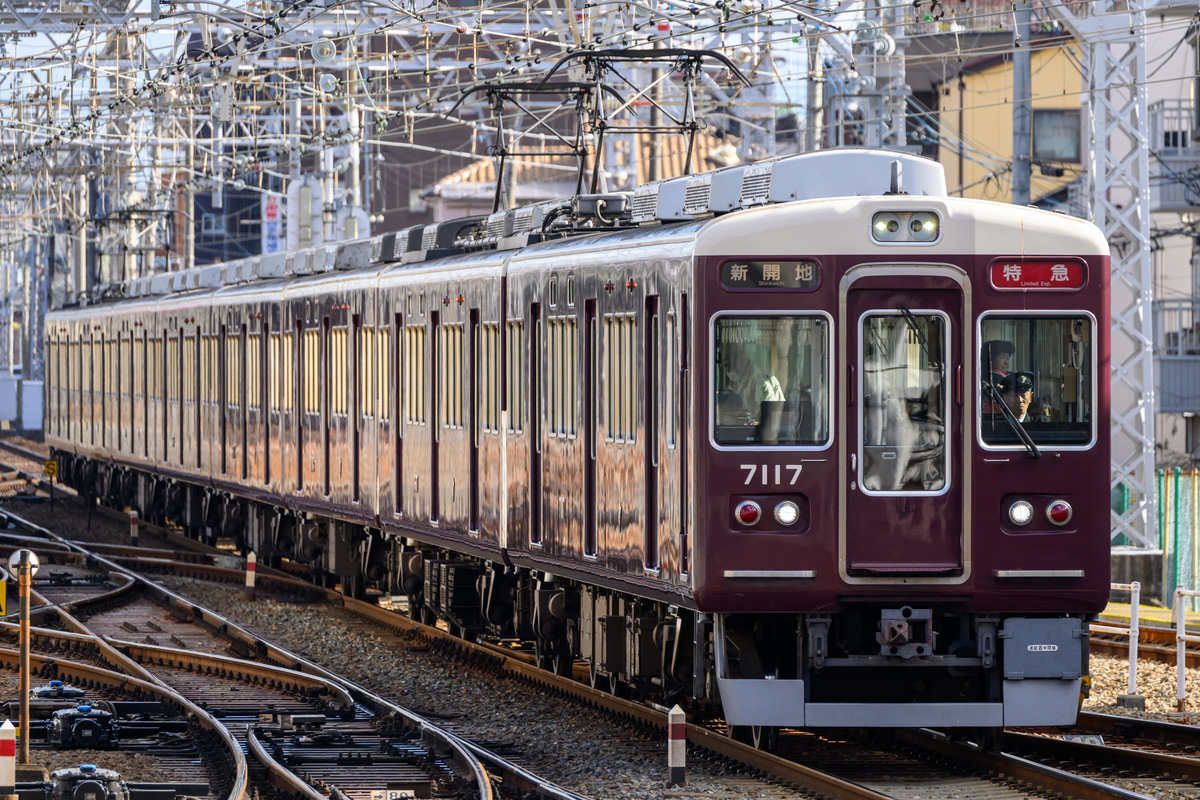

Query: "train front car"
left=692, top=152, right=1110, bottom=733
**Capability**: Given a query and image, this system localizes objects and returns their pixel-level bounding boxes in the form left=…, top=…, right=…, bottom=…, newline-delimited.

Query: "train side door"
left=842, top=270, right=967, bottom=580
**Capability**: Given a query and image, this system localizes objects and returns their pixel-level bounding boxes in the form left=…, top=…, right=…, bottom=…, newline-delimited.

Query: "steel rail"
left=0, top=644, right=248, bottom=800
left=5, top=567, right=252, bottom=800
left=0, top=503, right=1074, bottom=800
left=110, top=640, right=356, bottom=711
left=0, top=509, right=507, bottom=800
left=1004, top=729, right=1200, bottom=783
left=328, top=593, right=892, bottom=799
left=245, top=728, right=330, bottom=800
left=1077, top=710, right=1200, bottom=745
left=897, top=730, right=1156, bottom=800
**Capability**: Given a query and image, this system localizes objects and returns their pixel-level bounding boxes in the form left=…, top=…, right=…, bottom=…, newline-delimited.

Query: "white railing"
left=1092, top=582, right=1141, bottom=697
left=1176, top=587, right=1200, bottom=711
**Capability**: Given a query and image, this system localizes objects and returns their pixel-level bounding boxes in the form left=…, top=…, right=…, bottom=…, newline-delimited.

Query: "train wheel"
left=588, top=660, right=607, bottom=692
left=729, top=725, right=779, bottom=752
left=535, top=641, right=572, bottom=677
left=974, top=727, right=1004, bottom=752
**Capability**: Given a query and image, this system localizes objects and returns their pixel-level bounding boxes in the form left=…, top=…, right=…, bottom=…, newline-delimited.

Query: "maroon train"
left=45, top=148, right=1110, bottom=741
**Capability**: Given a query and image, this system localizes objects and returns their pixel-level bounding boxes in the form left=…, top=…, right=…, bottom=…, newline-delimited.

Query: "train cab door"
left=841, top=268, right=968, bottom=581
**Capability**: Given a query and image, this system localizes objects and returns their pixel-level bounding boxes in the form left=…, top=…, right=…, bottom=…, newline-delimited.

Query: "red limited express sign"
left=989, top=259, right=1086, bottom=290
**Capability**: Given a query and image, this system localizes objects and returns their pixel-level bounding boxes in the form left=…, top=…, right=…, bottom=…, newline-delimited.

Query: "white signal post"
left=129, top=511, right=139, bottom=548
left=244, top=552, right=256, bottom=598
left=667, top=704, right=686, bottom=787
left=0, top=720, right=13, bottom=800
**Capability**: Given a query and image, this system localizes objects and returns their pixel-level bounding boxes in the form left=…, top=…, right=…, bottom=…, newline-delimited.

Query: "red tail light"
left=735, top=501, right=762, bottom=527
left=1046, top=500, right=1073, bottom=526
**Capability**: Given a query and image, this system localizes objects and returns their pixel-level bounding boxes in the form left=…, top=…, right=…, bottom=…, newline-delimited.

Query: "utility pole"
left=1012, top=0, right=1032, bottom=205
left=806, top=36, right=824, bottom=151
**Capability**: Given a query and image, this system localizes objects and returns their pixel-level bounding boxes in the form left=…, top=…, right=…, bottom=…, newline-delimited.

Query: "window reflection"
left=713, top=316, right=829, bottom=446
left=980, top=315, right=1093, bottom=446
left=860, top=313, right=947, bottom=493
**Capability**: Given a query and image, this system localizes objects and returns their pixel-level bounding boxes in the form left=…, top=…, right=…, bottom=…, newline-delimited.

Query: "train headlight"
left=734, top=500, right=762, bottom=527
left=1046, top=500, right=1073, bottom=526
left=774, top=500, right=800, bottom=526
left=908, top=211, right=939, bottom=242
left=1008, top=500, right=1034, bottom=526
left=871, top=213, right=902, bottom=242
left=872, top=210, right=941, bottom=243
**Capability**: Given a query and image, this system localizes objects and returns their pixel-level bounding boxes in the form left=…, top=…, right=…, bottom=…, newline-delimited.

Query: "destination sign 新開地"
left=721, top=260, right=820, bottom=290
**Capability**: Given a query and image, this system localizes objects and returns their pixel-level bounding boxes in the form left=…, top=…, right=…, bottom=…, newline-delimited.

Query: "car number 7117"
left=741, top=464, right=803, bottom=486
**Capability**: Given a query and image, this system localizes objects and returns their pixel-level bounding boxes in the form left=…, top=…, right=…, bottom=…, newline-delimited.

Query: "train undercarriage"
left=58, top=455, right=1091, bottom=746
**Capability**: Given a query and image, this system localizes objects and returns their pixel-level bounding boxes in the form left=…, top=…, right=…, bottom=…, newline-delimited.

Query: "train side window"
left=167, top=334, right=180, bottom=406
left=548, top=318, right=558, bottom=435
left=269, top=332, right=281, bottom=413
left=602, top=313, right=638, bottom=443
left=713, top=315, right=831, bottom=447
left=438, top=323, right=464, bottom=429
left=248, top=332, right=261, bottom=411
left=567, top=317, right=577, bottom=435
left=304, top=328, right=320, bottom=414
left=226, top=331, right=240, bottom=409
left=120, top=336, right=130, bottom=401
left=666, top=313, right=676, bottom=449
left=358, top=325, right=372, bottom=419
left=133, top=336, right=144, bottom=402
left=546, top=316, right=578, bottom=438
left=185, top=335, right=197, bottom=405
left=406, top=324, right=427, bottom=424
left=480, top=323, right=499, bottom=433
left=332, top=325, right=349, bottom=417
left=979, top=314, right=1094, bottom=448
left=378, top=326, right=390, bottom=421
left=281, top=331, right=293, bottom=412
left=506, top=320, right=523, bottom=433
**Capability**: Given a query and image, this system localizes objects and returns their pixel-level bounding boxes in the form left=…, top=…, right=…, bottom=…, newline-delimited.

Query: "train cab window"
left=712, top=315, right=830, bottom=447
left=859, top=312, right=947, bottom=494
left=979, top=315, right=1094, bottom=448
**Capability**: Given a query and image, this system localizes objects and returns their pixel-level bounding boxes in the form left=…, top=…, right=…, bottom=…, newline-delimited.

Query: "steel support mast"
left=1046, top=0, right=1156, bottom=548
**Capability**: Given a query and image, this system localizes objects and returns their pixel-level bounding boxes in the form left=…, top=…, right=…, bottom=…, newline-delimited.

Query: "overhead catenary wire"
left=0, top=0, right=1193, bottom=260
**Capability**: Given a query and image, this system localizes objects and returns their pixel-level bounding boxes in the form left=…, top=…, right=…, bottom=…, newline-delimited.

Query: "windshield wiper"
left=897, top=305, right=942, bottom=374
left=983, top=380, right=1041, bottom=459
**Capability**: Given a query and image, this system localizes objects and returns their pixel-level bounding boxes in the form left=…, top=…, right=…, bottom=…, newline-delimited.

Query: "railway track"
left=5, top=441, right=1200, bottom=799
left=0, top=510, right=588, bottom=800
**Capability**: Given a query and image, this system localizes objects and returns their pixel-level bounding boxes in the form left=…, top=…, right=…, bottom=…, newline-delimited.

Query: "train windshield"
left=859, top=311, right=948, bottom=494
left=712, top=315, right=829, bottom=446
left=979, top=315, right=1094, bottom=447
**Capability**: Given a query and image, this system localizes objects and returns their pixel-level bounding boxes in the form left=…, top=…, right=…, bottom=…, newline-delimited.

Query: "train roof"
left=68, top=148, right=1100, bottom=309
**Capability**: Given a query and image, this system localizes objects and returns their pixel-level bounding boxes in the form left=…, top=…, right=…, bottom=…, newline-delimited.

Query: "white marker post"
left=0, top=720, right=13, bottom=800
left=244, top=552, right=256, bottom=598
left=667, top=704, right=686, bottom=787
left=129, top=511, right=139, bottom=548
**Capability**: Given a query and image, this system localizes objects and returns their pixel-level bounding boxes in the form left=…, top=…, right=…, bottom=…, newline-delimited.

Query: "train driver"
left=717, top=342, right=786, bottom=426
left=998, top=371, right=1039, bottom=423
